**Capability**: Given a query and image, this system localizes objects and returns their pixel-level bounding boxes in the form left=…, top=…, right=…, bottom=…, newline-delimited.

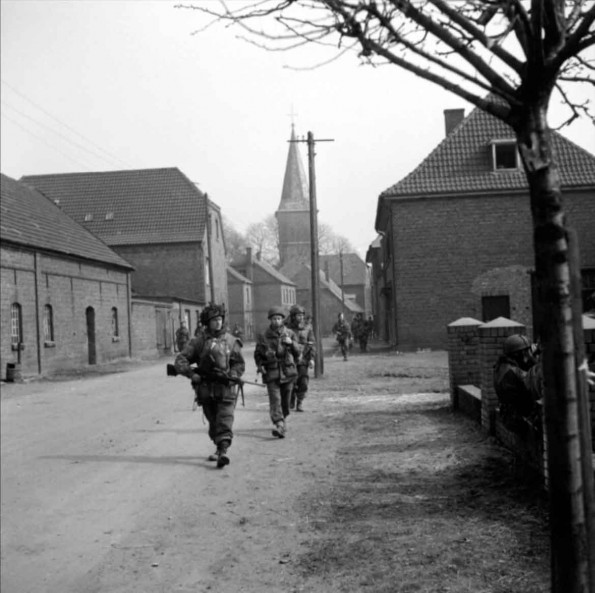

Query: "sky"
left=1, top=1, right=594, bottom=258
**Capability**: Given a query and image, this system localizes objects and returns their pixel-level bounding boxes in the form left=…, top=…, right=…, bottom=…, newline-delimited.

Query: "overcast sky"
left=2, top=1, right=594, bottom=257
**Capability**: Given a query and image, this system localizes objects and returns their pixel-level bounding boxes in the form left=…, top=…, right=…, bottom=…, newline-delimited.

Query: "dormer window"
left=84, top=213, right=93, bottom=221
left=105, top=211, right=114, bottom=220
left=491, top=139, right=519, bottom=171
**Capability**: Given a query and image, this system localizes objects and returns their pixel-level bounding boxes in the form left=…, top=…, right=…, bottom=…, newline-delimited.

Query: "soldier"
left=254, top=306, right=300, bottom=438
left=332, top=312, right=352, bottom=361
left=351, top=313, right=363, bottom=351
left=285, top=304, right=316, bottom=412
left=175, top=320, right=190, bottom=352
left=174, top=304, right=245, bottom=468
left=493, top=334, right=540, bottom=433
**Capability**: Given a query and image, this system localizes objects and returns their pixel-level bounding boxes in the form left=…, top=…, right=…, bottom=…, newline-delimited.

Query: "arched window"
left=43, top=305, right=54, bottom=342
left=11, top=303, right=22, bottom=346
left=111, top=307, right=119, bottom=338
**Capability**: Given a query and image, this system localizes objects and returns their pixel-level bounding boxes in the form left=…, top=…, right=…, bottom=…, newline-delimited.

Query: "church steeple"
left=278, top=124, right=310, bottom=211
left=276, top=125, right=311, bottom=267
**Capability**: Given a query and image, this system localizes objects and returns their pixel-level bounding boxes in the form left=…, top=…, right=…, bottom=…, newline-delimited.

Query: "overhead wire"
left=1, top=79, right=134, bottom=169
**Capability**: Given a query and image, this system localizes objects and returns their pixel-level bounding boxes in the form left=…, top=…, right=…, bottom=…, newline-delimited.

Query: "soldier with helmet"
left=493, top=333, right=541, bottom=432
left=174, top=303, right=245, bottom=468
left=254, top=306, right=300, bottom=438
left=285, top=304, right=316, bottom=412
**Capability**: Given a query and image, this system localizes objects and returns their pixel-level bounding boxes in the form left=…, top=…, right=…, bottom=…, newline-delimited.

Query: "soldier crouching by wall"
left=254, top=306, right=300, bottom=438
left=285, top=304, right=316, bottom=412
left=493, top=334, right=541, bottom=435
left=174, top=304, right=245, bottom=468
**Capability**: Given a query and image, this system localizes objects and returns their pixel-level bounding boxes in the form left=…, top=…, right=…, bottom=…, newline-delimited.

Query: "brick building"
left=373, top=107, right=595, bottom=349
left=227, top=266, right=254, bottom=340
left=21, top=168, right=228, bottom=345
left=230, top=247, right=296, bottom=335
left=1, top=174, right=134, bottom=379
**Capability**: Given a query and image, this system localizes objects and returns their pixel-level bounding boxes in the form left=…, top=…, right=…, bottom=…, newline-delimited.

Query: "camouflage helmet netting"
left=200, top=303, right=226, bottom=326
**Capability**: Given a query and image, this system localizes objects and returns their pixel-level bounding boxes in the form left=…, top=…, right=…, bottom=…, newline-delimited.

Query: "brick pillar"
left=447, top=318, right=482, bottom=409
left=583, top=314, right=595, bottom=451
left=478, top=317, right=526, bottom=434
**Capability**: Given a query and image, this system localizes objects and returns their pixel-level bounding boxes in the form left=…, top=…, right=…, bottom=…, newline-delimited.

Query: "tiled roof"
left=21, top=168, right=208, bottom=246
left=256, top=259, right=296, bottom=285
left=1, top=174, right=133, bottom=269
left=320, top=253, right=369, bottom=286
left=382, top=107, right=595, bottom=197
left=227, top=265, right=252, bottom=283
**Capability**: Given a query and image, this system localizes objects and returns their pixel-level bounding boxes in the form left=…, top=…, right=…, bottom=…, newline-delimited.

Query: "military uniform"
left=285, top=306, right=316, bottom=412
left=174, top=305, right=245, bottom=467
left=254, top=307, right=300, bottom=438
left=332, top=315, right=352, bottom=361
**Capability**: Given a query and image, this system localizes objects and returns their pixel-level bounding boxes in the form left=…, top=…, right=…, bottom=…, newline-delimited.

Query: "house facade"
left=1, top=174, right=134, bottom=379
left=231, top=247, right=296, bottom=334
left=227, top=266, right=254, bottom=340
left=373, top=108, right=595, bottom=349
left=21, top=168, right=229, bottom=346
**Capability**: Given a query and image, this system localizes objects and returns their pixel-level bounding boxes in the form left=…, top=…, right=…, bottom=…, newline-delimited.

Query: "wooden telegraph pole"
left=290, top=131, right=334, bottom=378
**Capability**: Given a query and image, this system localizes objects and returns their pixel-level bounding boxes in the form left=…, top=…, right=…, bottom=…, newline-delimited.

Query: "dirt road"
left=1, top=343, right=549, bottom=593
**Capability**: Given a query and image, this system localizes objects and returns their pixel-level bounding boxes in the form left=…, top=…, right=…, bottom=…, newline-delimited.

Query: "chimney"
left=444, top=109, right=465, bottom=136
left=245, top=247, right=254, bottom=281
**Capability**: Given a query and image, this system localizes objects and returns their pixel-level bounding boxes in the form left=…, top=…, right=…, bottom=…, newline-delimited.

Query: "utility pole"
left=290, top=131, right=334, bottom=378
left=339, top=250, right=346, bottom=315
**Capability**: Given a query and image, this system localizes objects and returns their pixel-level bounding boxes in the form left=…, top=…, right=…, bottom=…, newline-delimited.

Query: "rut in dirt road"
left=1, top=343, right=549, bottom=593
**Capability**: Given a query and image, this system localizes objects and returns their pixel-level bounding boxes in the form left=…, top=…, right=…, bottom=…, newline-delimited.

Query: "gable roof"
left=319, top=253, right=369, bottom=286
left=21, top=168, right=208, bottom=246
left=227, top=265, right=252, bottom=284
left=382, top=107, right=595, bottom=198
left=254, top=258, right=296, bottom=286
left=1, top=174, right=132, bottom=270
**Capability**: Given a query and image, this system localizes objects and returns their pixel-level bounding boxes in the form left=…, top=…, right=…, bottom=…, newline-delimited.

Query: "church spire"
left=277, top=124, right=309, bottom=212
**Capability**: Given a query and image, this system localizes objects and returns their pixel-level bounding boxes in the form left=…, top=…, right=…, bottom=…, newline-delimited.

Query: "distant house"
left=21, top=168, right=228, bottom=349
left=372, top=107, right=595, bottom=349
left=230, top=247, right=296, bottom=334
left=227, top=265, right=254, bottom=340
left=1, top=174, right=134, bottom=379
left=288, top=263, right=364, bottom=336
left=319, top=252, right=371, bottom=316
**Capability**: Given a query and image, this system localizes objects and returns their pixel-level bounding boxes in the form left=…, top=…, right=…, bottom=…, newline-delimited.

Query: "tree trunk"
left=515, top=104, right=593, bottom=593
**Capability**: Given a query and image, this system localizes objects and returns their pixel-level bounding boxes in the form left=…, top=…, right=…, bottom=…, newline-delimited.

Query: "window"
left=43, top=305, right=54, bottom=342
left=205, top=259, right=211, bottom=286
left=491, top=140, right=519, bottom=171
left=245, top=286, right=251, bottom=305
left=482, top=295, right=510, bottom=322
left=11, top=303, right=22, bottom=347
left=111, top=307, right=119, bottom=340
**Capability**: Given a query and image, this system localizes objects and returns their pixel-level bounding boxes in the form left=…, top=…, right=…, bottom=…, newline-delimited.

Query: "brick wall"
left=116, top=242, right=206, bottom=304
left=447, top=317, right=482, bottom=408
left=390, top=189, right=595, bottom=349
left=1, top=244, right=130, bottom=379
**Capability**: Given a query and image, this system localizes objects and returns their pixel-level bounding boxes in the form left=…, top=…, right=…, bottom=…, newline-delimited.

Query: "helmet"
left=200, top=303, right=226, bottom=326
left=290, top=305, right=305, bottom=316
left=268, top=306, right=286, bottom=319
left=503, top=334, right=530, bottom=356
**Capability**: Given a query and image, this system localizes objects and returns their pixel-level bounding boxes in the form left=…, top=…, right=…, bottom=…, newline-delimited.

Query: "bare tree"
left=222, top=216, right=247, bottom=264
left=318, top=221, right=355, bottom=255
left=245, top=214, right=280, bottom=266
left=180, top=2, right=595, bottom=591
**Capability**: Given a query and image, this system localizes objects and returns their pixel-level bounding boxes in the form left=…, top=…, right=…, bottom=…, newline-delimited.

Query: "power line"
left=1, top=100, right=125, bottom=169
left=1, top=79, right=134, bottom=169
left=1, top=112, right=94, bottom=171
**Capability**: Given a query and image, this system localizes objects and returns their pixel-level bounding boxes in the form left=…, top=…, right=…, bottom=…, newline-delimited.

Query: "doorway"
left=86, top=307, right=97, bottom=365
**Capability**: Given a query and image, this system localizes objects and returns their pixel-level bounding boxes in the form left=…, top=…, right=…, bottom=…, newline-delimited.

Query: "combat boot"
left=290, top=393, right=296, bottom=410
left=216, top=440, right=230, bottom=468
left=272, top=422, right=286, bottom=439
left=207, top=450, right=218, bottom=462
left=296, top=401, right=304, bottom=412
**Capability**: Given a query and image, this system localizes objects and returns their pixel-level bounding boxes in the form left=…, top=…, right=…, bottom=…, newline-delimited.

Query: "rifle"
left=166, top=364, right=265, bottom=407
